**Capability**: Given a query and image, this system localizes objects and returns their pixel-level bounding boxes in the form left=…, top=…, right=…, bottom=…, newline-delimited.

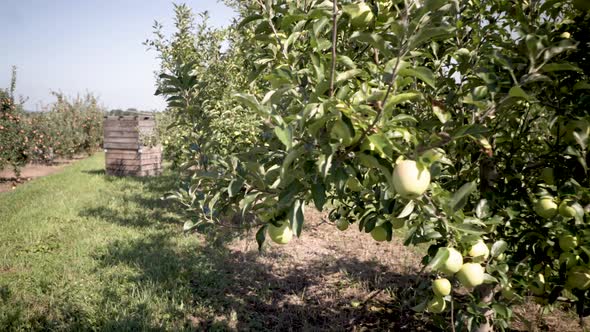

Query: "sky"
left=0, top=0, right=237, bottom=112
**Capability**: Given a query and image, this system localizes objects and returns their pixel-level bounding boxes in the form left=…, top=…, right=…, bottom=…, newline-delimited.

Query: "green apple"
left=468, top=240, right=490, bottom=260
left=530, top=273, right=546, bottom=295
left=566, top=266, right=590, bottom=290
left=438, top=247, right=464, bottom=275
left=370, top=226, right=388, bottom=242
left=432, top=278, right=451, bottom=297
left=559, top=234, right=578, bottom=252
left=392, top=160, right=431, bottom=198
left=427, top=296, right=446, bottom=313
left=391, top=218, right=405, bottom=229
left=560, top=32, right=571, bottom=39
left=534, top=197, right=557, bottom=219
left=559, top=252, right=578, bottom=269
left=496, top=253, right=506, bottom=261
left=268, top=222, right=293, bottom=245
left=336, top=219, right=349, bottom=231
left=502, top=284, right=516, bottom=300
left=344, top=2, right=374, bottom=30
left=559, top=199, right=578, bottom=219
left=456, top=263, right=485, bottom=288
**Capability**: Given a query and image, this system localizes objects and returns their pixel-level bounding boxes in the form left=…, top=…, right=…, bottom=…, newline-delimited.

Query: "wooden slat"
left=105, top=120, right=154, bottom=126
left=104, top=119, right=138, bottom=127
left=107, top=158, right=161, bottom=167
left=104, top=131, right=139, bottom=138
left=106, top=163, right=160, bottom=172
left=104, top=142, right=140, bottom=150
left=107, top=154, right=159, bottom=161
left=103, top=137, right=139, bottom=144
left=106, top=150, right=139, bottom=157
left=139, top=147, right=162, bottom=154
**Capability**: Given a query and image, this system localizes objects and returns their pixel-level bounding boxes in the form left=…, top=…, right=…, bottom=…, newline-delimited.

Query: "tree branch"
left=329, top=0, right=338, bottom=97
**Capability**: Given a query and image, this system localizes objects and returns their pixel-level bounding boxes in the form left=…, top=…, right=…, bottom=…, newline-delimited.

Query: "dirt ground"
left=198, top=209, right=587, bottom=331
left=0, top=156, right=88, bottom=192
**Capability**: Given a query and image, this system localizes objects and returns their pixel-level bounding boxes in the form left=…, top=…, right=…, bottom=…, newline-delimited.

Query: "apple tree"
left=146, top=4, right=261, bottom=170
left=160, top=0, right=590, bottom=330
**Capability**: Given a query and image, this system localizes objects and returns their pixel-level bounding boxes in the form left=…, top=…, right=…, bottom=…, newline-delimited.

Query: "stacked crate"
left=103, top=116, right=162, bottom=176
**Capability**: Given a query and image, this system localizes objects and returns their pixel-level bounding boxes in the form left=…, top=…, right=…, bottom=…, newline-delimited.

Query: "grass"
left=0, top=153, right=214, bottom=331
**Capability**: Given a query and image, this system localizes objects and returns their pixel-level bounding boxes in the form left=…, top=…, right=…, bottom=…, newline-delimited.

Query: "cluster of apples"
left=427, top=241, right=491, bottom=313
left=531, top=168, right=590, bottom=294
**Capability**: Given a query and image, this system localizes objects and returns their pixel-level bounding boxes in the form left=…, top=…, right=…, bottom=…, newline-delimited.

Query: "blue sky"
left=0, top=1, right=236, bottom=111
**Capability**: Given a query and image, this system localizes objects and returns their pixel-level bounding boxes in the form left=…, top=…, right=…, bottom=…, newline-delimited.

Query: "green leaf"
left=541, top=63, right=582, bottom=72
left=383, top=92, right=422, bottom=112
left=452, top=125, right=489, bottom=139
left=311, top=183, right=327, bottom=211
left=350, top=32, right=391, bottom=56
left=432, top=103, right=451, bottom=124
left=398, top=67, right=436, bottom=88
left=475, top=199, right=490, bottom=219
left=274, top=125, right=293, bottom=149
left=508, top=86, right=530, bottom=100
left=367, top=133, right=394, bottom=158
left=449, top=223, right=486, bottom=235
left=450, top=181, right=477, bottom=212
left=234, top=93, right=268, bottom=116
left=256, top=225, right=268, bottom=251
left=228, top=178, right=245, bottom=198
left=183, top=220, right=200, bottom=232
left=427, top=247, right=450, bottom=271
left=337, top=55, right=357, bottom=69
left=409, top=26, right=455, bottom=49
left=336, top=69, right=362, bottom=85
left=397, top=200, right=415, bottom=218
left=238, top=14, right=264, bottom=29
left=483, top=274, right=498, bottom=284
left=574, top=81, right=590, bottom=90
left=491, top=240, right=508, bottom=258
left=289, top=200, right=305, bottom=237
left=492, top=304, right=510, bottom=319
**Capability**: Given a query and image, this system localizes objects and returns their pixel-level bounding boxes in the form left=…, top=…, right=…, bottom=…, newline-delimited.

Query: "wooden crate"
left=103, top=116, right=162, bottom=176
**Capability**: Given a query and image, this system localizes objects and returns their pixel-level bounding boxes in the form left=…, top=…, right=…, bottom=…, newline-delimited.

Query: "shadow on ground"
left=92, top=233, right=435, bottom=331
left=73, top=170, right=436, bottom=331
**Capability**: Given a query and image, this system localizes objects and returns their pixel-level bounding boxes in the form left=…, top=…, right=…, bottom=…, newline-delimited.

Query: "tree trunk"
left=475, top=284, right=496, bottom=332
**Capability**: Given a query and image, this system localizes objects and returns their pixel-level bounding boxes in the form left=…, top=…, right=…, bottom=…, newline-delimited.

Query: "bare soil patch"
left=0, top=155, right=88, bottom=192
left=192, top=209, right=587, bottom=331
left=190, top=210, right=438, bottom=331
